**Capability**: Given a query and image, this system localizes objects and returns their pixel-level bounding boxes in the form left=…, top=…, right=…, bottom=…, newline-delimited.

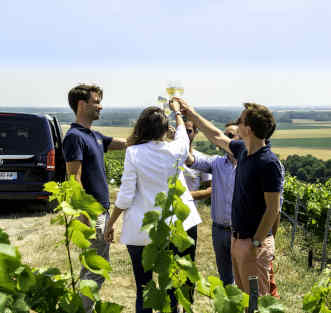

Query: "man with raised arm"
left=186, top=121, right=240, bottom=286
left=178, top=98, right=282, bottom=296
left=63, top=84, right=127, bottom=313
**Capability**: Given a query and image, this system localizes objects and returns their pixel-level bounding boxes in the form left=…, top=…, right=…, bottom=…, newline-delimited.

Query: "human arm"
left=104, top=207, right=125, bottom=242
left=175, top=98, right=232, bottom=153
left=107, top=138, right=127, bottom=150
left=66, top=161, right=82, bottom=184
left=190, top=185, right=212, bottom=200
left=253, top=192, right=281, bottom=243
left=104, top=148, right=137, bottom=241
left=252, top=160, right=283, bottom=251
left=272, top=213, right=281, bottom=238
left=169, top=98, right=185, bottom=128
left=63, top=134, right=90, bottom=225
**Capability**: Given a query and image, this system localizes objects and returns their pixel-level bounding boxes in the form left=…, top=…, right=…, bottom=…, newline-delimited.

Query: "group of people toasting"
left=63, top=83, right=284, bottom=313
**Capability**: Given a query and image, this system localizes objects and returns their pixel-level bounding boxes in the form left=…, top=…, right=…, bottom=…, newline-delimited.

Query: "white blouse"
left=115, top=124, right=202, bottom=246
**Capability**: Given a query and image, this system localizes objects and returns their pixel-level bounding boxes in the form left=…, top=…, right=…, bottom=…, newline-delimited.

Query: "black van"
left=0, top=112, right=66, bottom=209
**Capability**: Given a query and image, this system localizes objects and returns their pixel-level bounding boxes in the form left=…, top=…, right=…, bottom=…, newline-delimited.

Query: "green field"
left=270, top=137, right=331, bottom=149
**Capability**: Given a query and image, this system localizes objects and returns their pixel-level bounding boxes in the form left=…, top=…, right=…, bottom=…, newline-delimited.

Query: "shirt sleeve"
left=115, top=148, right=137, bottom=210
left=261, top=160, right=283, bottom=192
left=191, top=152, right=213, bottom=174
left=96, top=131, right=113, bottom=152
left=229, top=140, right=246, bottom=160
left=168, top=124, right=190, bottom=165
left=63, top=133, right=84, bottom=162
left=201, top=171, right=212, bottom=183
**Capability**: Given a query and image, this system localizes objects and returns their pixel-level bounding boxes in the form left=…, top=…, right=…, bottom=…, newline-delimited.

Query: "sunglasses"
left=224, top=132, right=235, bottom=139
left=186, top=129, right=194, bottom=135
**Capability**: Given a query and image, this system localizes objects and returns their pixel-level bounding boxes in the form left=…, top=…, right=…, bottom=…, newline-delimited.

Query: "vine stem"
left=64, top=214, right=76, bottom=293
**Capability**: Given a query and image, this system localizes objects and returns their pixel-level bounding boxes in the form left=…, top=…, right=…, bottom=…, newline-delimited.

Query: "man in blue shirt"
left=186, top=122, right=239, bottom=286
left=178, top=99, right=282, bottom=296
left=63, top=84, right=127, bottom=312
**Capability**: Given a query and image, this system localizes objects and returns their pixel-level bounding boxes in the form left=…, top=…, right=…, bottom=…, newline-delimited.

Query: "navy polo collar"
left=71, top=123, right=93, bottom=134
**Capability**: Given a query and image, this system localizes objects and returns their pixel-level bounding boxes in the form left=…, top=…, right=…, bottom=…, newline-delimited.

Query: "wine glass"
left=157, top=96, right=171, bottom=116
left=174, top=80, right=184, bottom=97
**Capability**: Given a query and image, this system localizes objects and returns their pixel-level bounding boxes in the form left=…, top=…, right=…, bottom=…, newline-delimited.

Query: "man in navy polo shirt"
left=63, top=84, right=127, bottom=312
left=177, top=99, right=282, bottom=296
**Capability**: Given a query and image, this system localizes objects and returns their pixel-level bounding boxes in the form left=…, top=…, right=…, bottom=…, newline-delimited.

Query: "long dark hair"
left=127, top=107, right=169, bottom=146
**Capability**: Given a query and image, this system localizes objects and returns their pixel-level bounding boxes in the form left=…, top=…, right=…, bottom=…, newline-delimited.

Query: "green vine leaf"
left=258, top=295, right=285, bottom=313
left=141, top=210, right=161, bottom=233
left=68, top=220, right=95, bottom=249
left=80, top=279, right=100, bottom=302
left=175, top=287, right=192, bottom=313
left=154, top=192, right=167, bottom=209
left=80, top=250, right=111, bottom=280
left=142, top=244, right=159, bottom=272
left=0, top=292, right=10, bottom=312
left=143, top=280, right=171, bottom=312
left=170, top=221, right=194, bottom=253
left=0, top=229, right=10, bottom=245
left=176, top=255, right=200, bottom=283
left=173, top=196, right=190, bottom=221
left=15, top=266, right=36, bottom=292
left=94, top=300, right=124, bottom=313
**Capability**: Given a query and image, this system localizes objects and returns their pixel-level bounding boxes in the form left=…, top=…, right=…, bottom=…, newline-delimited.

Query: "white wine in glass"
left=158, top=96, right=171, bottom=116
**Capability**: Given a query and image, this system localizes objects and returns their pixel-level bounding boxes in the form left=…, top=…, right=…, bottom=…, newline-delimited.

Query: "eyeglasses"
left=224, top=132, right=235, bottom=139
left=186, top=129, right=194, bottom=135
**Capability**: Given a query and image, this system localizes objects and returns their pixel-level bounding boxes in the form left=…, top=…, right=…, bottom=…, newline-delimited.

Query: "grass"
left=0, top=196, right=329, bottom=313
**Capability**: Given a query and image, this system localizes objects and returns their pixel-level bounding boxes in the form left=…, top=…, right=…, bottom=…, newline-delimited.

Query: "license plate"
left=0, top=172, right=18, bottom=180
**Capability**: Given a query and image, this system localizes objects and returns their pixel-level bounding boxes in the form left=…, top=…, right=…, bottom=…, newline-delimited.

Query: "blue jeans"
left=212, top=223, right=234, bottom=286
left=127, top=226, right=197, bottom=313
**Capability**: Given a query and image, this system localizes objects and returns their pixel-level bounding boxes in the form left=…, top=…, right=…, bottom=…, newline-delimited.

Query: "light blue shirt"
left=191, top=154, right=236, bottom=226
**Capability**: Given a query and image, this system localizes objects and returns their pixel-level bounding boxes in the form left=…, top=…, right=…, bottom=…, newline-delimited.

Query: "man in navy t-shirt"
left=177, top=98, right=282, bottom=296
left=63, top=84, right=127, bottom=312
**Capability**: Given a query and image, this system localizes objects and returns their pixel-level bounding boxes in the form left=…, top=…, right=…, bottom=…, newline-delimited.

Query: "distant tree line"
left=50, top=108, right=331, bottom=127
left=194, top=141, right=331, bottom=184
left=283, top=154, right=331, bottom=183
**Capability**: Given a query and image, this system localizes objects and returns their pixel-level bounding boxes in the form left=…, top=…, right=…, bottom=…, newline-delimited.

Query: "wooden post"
left=291, top=198, right=299, bottom=249
left=248, top=276, right=259, bottom=313
left=321, top=207, right=331, bottom=271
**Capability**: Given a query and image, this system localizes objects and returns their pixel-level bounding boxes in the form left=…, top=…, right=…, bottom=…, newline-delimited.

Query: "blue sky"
left=1, top=0, right=331, bottom=107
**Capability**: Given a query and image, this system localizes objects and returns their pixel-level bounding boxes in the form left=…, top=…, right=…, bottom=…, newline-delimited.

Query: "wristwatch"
left=252, top=239, right=262, bottom=248
left=174, top=111, right=181, bottom=117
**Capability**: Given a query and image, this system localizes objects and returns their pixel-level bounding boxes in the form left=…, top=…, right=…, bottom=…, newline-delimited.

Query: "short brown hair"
left=68, top=84, right=103, bottom=114
left=243, top=103, right=276, bottom=139
left=127, top=107, right=169, bottom=146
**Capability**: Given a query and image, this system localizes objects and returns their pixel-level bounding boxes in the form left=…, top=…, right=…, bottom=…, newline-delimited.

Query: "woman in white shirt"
left=104, top=102, right=201, bottom=313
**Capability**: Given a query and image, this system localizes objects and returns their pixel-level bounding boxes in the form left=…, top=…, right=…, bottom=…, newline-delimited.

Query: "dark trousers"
left=127, top=226, right=198, bottom=313
left=212, top=223, right=234, bottom=286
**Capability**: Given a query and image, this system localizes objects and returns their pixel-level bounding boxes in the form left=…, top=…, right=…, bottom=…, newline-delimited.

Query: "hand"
left=104, top=221, right=115, bottom=243
left=169, top=98, right=181, bottom=112
left=173, top=98, right=195, bottom=118
left=167, top=126, right=176, bottom=140
left=251, top=241, right=263, bottom=259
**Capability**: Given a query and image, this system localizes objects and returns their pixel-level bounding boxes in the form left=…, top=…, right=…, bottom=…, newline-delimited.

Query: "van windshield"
left=0, top=115, right=51, bottom=155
